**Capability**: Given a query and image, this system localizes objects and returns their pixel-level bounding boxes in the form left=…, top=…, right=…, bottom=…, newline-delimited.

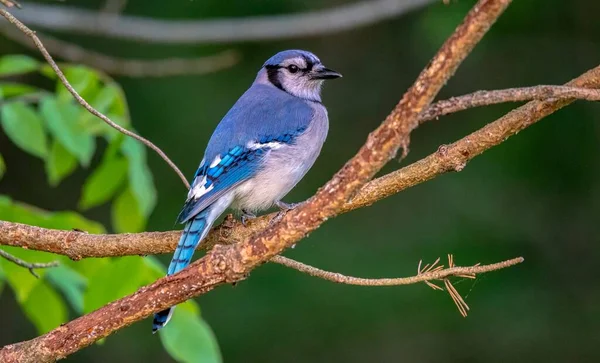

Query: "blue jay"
left=152, top=50, right=341, bottom=332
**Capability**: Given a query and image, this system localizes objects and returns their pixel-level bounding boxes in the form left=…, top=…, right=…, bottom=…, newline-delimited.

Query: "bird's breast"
left=232, top=102, right=329, bottom=212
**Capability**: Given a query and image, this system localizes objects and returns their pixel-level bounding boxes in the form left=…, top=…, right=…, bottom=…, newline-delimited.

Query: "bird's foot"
left=241, top=209, right=256, bottom=227
left=269, top=200, right=304, bottom=226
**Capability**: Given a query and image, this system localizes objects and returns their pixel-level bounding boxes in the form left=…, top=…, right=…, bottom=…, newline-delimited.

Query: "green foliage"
left=0, top=55, right=157, bottom=230
left=0, top=54, right=220, bottom=362
left=46, top=265, right=87, bottom=314
left=121, top=138, right=157, bottom=218
left=0, top=83, right=38, bottom=98
left=45, top=141, right=78, bottom=186
left=1, top=102, right=48, bottom=159
left=112, top=187, right=146, bottom=233
left=40, top=96, right=96, bottom=166
left=0, top=195, right=105, bottom=233
left=56, top=65, right=101, bottom=102
left=22, top=280, right=68, bottom=334
left=160, top=302, right=223, bottom=363
left=79, top=156, right=128, bottom=210
left=0, top=55, right=39, bottom=76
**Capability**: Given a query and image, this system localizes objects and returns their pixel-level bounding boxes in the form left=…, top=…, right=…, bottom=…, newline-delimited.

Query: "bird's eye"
left=287, top=65, right=299, bottom=73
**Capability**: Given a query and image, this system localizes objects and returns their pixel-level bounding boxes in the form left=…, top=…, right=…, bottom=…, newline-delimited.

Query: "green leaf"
left=83, top=257, right=147, bottom=313
left=39, top=64, right=57, bottom=80
left=22, top=281, right=68, bottom=334
left=57, top=65, right=100, bottom=102
left=90, top=84, right=121, bottom=116
left=66, top=258, right=109, bottom=280
left=45, top=141, right=78, bottom=186
left=142, top=256, right=166, bottom=282
left=0, top=55, right=39, bottom=76
left=40, top=96, right=95, bottom=166
left=1, top=101, right=48, bottom=159
left=0, top=153, right=5, bottom=180
left=0, top=195, right=105, bottom=233
left=79, top=157, right=128, bottom=210
left=80, top=85, right=130, bottom=137
left=46, top=265, right=87, bottom=314
left=108, top=83, right=130, bottom=121
left=0, top=83, right=39, bottom=98
left=0, top=247, right=57, bottom=302
left=121, top=138, right=157, bottom=217
left=160, top=302, right=222, bottom=363
left=111, top=187, right=146, bottom=233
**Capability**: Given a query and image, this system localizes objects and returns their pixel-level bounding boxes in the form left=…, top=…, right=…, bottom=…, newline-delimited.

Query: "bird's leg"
left=241, top=209, right=256, bottom=227
left=269, top=200, right=304, bottom=226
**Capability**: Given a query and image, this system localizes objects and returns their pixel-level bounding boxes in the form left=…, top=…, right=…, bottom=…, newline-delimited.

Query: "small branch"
left=419, top=85, right=600, bottom=123
left=0, top=25, right=240, bottom=77
left=0, top=249, right=58, bottom=278
left=343, top=64, right=600, bottom=213
left=0, top=9, right=190, bottom=189
left=271, top=255, right=522, bottom=287
left=14, top=0, right=436, bottom=44
left=0, top=0, right=20, bottom=9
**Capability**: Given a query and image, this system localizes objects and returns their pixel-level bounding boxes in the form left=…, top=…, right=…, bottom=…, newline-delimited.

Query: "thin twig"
left=0, top=25, right=240, bottom=77
left=14, top=0, right=436, bottom=44
left=0, top=0, right=20, bottom=9
left=420, top=85, right=600, bottom=123
left=0, top=249, right=58, bottom=278
left=271, top=255, right=522, bottom=287
left=0, top=9, right=190, bottom=188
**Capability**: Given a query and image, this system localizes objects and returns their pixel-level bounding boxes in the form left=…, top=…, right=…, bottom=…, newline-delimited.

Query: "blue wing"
left=176, top=127, right=307, bottom=223
left=203, top=83, right=315, bottom=163
left=177, top=83, right=315, bottom=224
left=177, top=144, right=259, bottom=223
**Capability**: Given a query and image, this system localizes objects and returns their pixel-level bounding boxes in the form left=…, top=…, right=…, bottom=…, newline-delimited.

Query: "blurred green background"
left=1, top=0, right=600, bottom=362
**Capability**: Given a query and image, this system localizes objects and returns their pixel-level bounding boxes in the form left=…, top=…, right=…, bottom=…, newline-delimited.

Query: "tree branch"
left=344, top=64, right=600, bottom=213
left=0, top=8, right=190, bottom=189
left=0, top=24, right=240, bottom=77
left=419, top=85, right=600, bottom=123
left=0, top=1, right=512, bottom=361
left=0, top=249, right=58, bottom=278
left=13, top=0, right=436, bottom=44
left=271, top=255, right=523, bottom=287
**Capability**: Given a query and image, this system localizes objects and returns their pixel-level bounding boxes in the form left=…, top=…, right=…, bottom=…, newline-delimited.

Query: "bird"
left=152, top=49, right=341, bottom=332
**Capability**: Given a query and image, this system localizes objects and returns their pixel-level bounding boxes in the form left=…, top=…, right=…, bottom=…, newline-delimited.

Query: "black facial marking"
left=265, top=65, right=284, bottom=91
left=301, top=54, right=314, bottom=71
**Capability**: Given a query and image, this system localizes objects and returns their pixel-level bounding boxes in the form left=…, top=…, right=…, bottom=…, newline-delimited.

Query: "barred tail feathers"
left=152, top=211, right=209, bottom=333
left=168, top=214, right=208, bottom=275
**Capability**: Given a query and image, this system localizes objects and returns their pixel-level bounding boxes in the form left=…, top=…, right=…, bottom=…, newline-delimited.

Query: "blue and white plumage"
left=152, top=50, right=341, bottom=332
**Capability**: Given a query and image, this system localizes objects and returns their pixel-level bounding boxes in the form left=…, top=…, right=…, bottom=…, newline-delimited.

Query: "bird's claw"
left=241, top=209, right=256, bottom=227
left=269, top=200, right=304, bottom=226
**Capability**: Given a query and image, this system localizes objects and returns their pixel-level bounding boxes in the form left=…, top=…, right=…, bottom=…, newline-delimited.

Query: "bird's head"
left=257, top=50, right=341, bottom=102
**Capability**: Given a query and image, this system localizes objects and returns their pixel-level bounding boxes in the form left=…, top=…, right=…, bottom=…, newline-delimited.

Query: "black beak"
left=312, top=67, right=342, bottom=80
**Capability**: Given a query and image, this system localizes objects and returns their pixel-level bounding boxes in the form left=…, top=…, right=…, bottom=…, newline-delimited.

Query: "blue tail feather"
left=153, top=209, right=210, bottom=333
left=167, top=215, right=207, bottom=275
